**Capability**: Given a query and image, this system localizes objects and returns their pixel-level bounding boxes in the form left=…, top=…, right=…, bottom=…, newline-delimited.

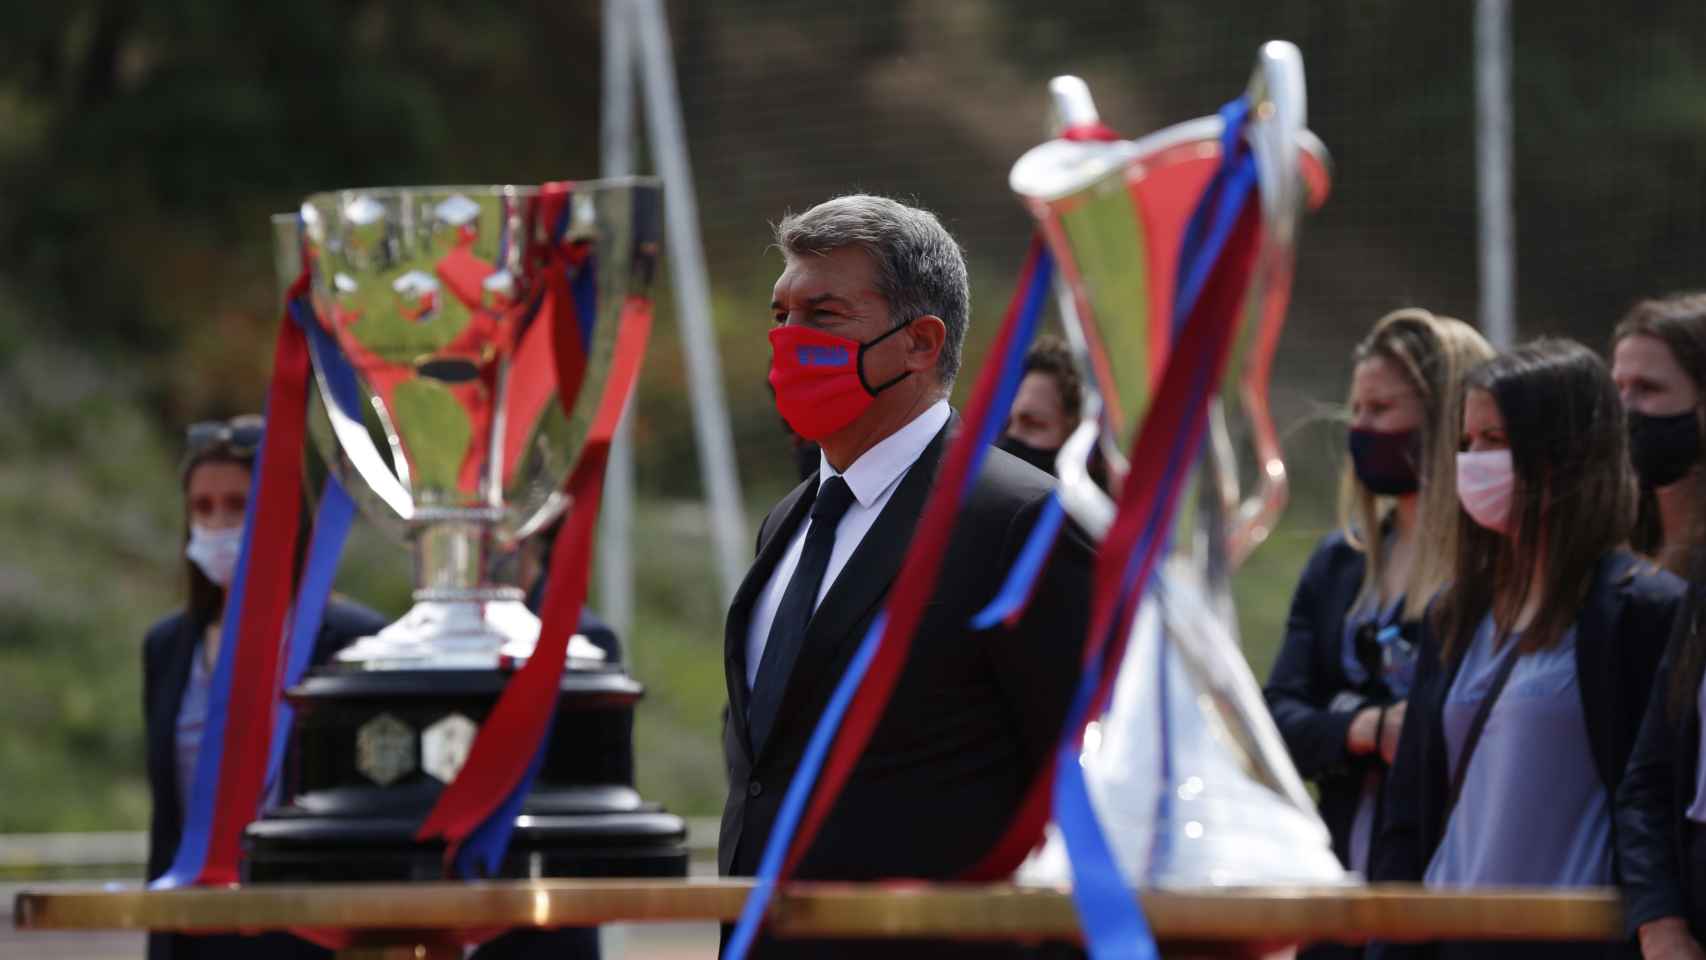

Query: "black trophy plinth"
left=243, top=667, right=688, bottom=882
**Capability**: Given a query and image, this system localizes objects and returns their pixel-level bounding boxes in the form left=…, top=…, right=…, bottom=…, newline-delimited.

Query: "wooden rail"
left=14, top=879, right=1626, bottom=947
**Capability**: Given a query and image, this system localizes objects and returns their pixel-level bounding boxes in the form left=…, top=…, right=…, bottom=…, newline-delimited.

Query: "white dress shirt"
left=744, top=400, right=951, bottom=690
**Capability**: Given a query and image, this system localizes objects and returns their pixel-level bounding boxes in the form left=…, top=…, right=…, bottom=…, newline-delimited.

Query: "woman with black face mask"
left=1611, top=294, right=1706, bottom=575
left=1263, top=310, right=1491, bottom=946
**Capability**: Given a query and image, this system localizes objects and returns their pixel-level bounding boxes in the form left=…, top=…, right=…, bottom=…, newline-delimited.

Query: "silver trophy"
left=278, top=180, right=661, bottom=670
left=248, top=181, right=687, bottom=884
left=1011, top=43, right=1351, bottom=886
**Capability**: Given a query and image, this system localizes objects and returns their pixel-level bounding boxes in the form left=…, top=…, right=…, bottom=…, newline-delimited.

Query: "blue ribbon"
left=153, top=428, right=271, bottom=889
left=971, top=493, right=1066, bottom=629
left=1054, top=652, right=1159, bottom=960
left=969, top=248, right=1068, bottom=630
left=725, top=244, right=1056, bottom=960
left=263, top=476, right=356, bottom=799
left=571, top=254, right=599, bottom=352
left=456, top=711, right=555, bottom=878
left=1053, top=95, right=1257, bottom=957
left=723, top=612, right=886, bottom=960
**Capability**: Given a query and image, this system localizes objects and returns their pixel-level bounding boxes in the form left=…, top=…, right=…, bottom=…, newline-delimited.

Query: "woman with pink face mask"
left=1370, top=339, right=1684, bottom=960
left=141, top=417, right=385, bottom=960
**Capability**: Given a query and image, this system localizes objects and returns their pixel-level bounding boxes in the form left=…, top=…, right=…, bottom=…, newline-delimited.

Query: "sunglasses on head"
left=186, top=415, right=265, bottom=456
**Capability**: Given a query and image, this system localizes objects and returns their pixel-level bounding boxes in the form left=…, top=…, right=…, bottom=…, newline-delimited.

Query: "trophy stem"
left=333, top=511, right=606, bottom=671
left=415, top=512, right=505, bottom=594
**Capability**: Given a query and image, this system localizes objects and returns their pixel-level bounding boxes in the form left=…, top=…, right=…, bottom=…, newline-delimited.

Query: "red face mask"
left=768, top=322, right=912, bottom=440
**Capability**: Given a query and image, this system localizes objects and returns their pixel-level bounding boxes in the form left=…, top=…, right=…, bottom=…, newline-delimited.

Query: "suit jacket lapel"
left=755, top=419, right=952, bottom=764
left=724, top=476, right=817, bottom=761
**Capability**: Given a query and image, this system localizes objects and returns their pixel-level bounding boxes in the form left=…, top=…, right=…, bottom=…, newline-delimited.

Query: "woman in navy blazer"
left=1612, top=294, right=1706, bottom=960
left=1265, top=309, right=1492, bottom=933
left=1372, top=340, right=1683, bottom=960
left=142, top=418, right=385, bottom=960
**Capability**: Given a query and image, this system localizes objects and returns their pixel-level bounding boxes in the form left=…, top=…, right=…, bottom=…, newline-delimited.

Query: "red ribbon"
left=199, top=272, right=313, bottom=884
left=416, top=292, right=652, bottom=864
left=962, top=203, right=1263, bottom=880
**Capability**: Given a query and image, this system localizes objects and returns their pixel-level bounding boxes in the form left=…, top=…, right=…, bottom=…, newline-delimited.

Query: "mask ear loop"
left=856, top=318, right=918, bottom=395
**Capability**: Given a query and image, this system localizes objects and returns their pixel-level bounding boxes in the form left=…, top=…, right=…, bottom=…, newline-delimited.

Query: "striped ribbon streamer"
left=155, top=272, right=321, bottom=887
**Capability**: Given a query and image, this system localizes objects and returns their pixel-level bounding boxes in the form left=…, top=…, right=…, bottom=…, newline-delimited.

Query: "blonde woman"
left=1263, top=309, right=1493, bottom=906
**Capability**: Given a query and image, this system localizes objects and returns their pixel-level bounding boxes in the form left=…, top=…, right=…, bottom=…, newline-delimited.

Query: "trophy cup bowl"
left=293, top=180, right=664, bottom=670
left=244, top=180, right=688, bottom=883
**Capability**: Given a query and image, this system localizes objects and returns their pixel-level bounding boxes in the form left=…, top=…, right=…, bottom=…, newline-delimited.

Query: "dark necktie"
left=747, top=475, right=856, bottom=754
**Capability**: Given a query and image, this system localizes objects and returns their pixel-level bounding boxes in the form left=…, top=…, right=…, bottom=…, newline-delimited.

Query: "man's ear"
left=904, top=315, right=947, bottom=374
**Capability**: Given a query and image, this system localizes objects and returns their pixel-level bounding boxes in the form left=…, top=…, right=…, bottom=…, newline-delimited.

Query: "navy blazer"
left=1369, top=551, right=1682, bottom=960
left=1264, top=529, right=1417, bottom=872
left=142, top=597, right=386, bottom=960
left=1617, top=594, right=1706, bottom=939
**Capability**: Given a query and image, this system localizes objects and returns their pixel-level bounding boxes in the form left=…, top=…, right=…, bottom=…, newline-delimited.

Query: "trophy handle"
left=273, top=212, right=416, bottom=531
left=1224, top=41, right=1332, bottom=567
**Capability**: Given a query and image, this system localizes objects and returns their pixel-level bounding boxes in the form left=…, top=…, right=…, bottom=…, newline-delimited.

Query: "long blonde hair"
left=1338, top=309, right=1496, bottom=620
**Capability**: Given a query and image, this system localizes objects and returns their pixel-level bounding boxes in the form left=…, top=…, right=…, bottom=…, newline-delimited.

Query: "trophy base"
left=334, top=594, right=610, bottom=671
left=243, top=667, right=689, bottom=882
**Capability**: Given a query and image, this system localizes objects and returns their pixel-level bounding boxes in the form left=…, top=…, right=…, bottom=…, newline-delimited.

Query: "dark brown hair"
left=1022, top=333, right=1084, bottom=422
left=1433, top=339, right=1636, bottom=660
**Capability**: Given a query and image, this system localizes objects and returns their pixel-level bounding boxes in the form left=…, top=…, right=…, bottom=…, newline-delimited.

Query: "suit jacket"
left=717, top=417, right=1092, bottom=956
left=142, top=596, right=387, bottom=960
left=1368, top=550, right=1682, bottom=960
left=1616, top=590, right=1706, bottom=940
left=1263, top=528, right=1419, bottom=874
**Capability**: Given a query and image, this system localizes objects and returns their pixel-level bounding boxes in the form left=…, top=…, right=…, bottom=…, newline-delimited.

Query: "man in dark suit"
left=721, top=194, right=1093, bottom=957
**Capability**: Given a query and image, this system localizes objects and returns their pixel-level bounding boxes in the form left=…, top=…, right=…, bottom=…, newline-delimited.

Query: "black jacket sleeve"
left=986, top=492, right=1094, bottom=775
left=1264, top=537, right=1361, bottom=780
left=141, top=622, right=169, bottom=882
left=310, top=597, right=389, bottom=666
left=1617, top=639, right=1688, bottom=935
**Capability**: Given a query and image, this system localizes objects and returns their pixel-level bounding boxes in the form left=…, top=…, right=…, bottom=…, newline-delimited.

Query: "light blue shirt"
left=174, top=646, right=212, bottom=819
left=1424, top=616, right=1610, bottom=887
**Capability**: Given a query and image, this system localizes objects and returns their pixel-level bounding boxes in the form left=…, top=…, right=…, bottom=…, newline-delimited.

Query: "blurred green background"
left=5, top=1, right=1706, bottom=834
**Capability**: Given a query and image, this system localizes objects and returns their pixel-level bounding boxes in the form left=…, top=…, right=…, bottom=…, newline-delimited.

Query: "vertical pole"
left=598, top=5, right=636, bottom=956
left=1475, top=0, right=1516, bottom=347
left=598, top=0, right=638, bottom=650
left=633, top=0, right=748, bottom=604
